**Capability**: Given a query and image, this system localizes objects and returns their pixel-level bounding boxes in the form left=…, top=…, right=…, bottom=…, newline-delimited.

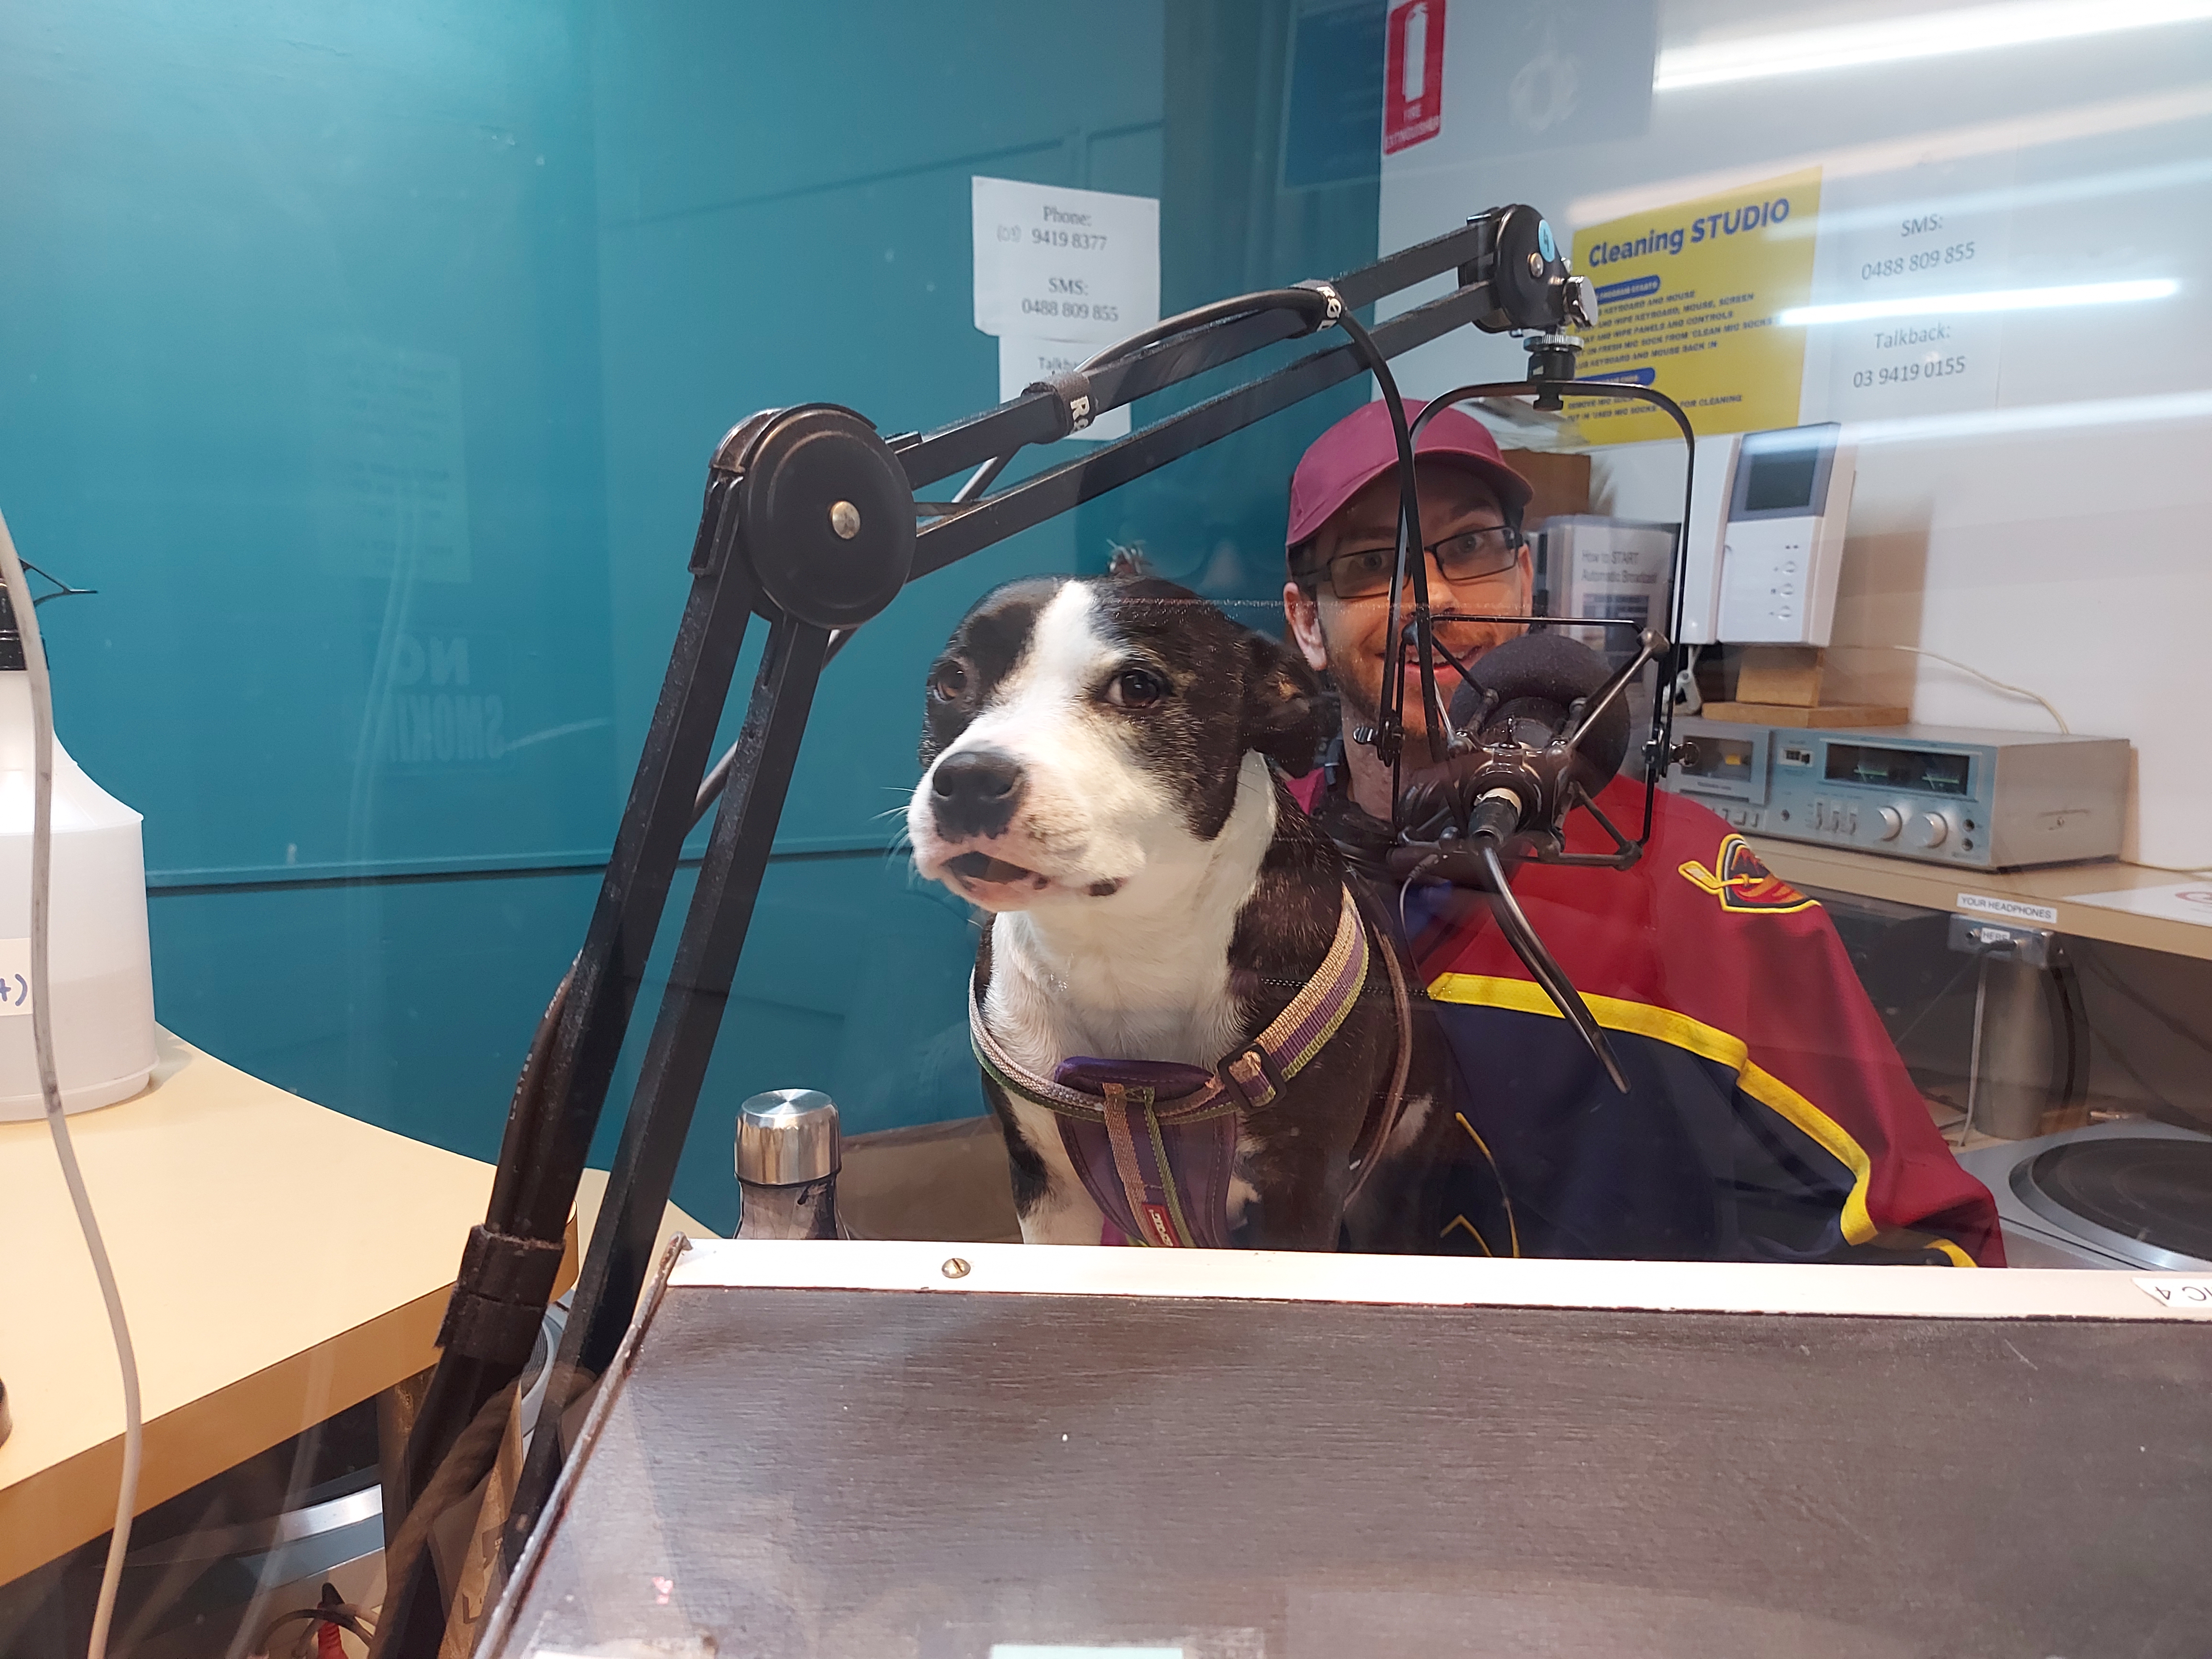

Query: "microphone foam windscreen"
left=1448, top=632, right=1631, bottom=784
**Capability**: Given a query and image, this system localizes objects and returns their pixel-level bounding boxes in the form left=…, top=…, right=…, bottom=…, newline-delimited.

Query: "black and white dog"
left=907, top=573, right=1443, bottom=1250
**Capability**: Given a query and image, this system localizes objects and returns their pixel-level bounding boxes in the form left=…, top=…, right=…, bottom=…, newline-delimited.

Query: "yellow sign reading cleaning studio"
left=1568, top=168, right=1822, bottom=443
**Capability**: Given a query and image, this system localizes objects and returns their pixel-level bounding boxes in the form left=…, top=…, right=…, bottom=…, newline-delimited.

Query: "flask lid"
left=736, top=1088, right=841, bottom=1185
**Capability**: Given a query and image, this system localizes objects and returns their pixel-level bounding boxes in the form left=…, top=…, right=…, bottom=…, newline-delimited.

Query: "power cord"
left=0, top=505, right=142, bottom=1659
left=1835, top=642, right=2070, bottom=733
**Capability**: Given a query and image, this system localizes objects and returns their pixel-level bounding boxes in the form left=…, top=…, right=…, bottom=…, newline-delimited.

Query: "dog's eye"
left=1105, top=667, right=1168, bottom=708
left=929, top=663, right=968, bottom=702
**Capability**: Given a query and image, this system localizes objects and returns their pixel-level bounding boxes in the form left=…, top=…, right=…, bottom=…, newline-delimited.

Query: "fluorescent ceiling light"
left=1781, top=278, right=2178, bottom=326
left=1845, top=387, right=2212, bottom=447
left=1566, top=81, right=2212, bottom=229
left=1657, top=0, right=2212, bottom=91
left=1798, top=155, right=2212, bottom=243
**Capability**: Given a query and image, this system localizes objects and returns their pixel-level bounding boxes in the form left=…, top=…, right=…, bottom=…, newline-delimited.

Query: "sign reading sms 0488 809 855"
left=971, top=176, right=1158, bottom=344
left=972, top=176, right=1160, bottom=442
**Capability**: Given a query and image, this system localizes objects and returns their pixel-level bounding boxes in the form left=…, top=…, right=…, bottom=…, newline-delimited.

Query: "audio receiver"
left=1664, top=718, right=2130, bottom=869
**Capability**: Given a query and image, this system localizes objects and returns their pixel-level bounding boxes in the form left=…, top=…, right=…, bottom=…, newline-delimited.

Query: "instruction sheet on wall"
left=1798, top=151, right=2017, bottom=426
left=973, top=176, right=1160, bottom=442
left=1567, top=168, right=1821, bottom=444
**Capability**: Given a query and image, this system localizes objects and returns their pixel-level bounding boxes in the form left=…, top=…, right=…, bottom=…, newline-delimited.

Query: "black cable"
left=949, top=290, right=1333, bottom=522
left=1326, top=308, right=1429, bottom=791
left=1321, top=317, right=1638, bottom=1099
left=1476, top=840, right=1631, bottom=1094
left=17, top=555, right=96, bottom=607
left=2044, top=951, right=2088, bottom=1116
left=1075, top=287, right=1331, bottom=374
left=365, top=1381, right=521, bottom=1659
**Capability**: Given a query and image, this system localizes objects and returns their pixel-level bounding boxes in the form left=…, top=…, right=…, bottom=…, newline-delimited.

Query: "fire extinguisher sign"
left=1383, top=0, right=1445, bottom=155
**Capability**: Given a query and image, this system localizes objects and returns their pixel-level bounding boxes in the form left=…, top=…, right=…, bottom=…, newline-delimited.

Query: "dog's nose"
left=931, top=747, right=1026, bottom=839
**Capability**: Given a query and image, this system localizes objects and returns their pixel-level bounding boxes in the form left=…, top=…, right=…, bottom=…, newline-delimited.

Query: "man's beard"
left=1326, top=639, right=1381, bottom=728
left=1325, top=637, right=1455, bottom=745
left=1327, top=619, right=1532, bottom=765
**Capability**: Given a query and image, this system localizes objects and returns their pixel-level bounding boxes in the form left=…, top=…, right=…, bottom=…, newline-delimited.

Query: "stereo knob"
left=1913, top=811, right=1949, bottom=848
left=1877, top=806, right=1904, bottom=841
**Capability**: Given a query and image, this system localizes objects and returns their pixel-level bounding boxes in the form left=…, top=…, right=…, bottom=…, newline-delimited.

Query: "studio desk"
left=482, top=1239, right=2212, bottom=1659
left=1749, top=838, right=2212, bottom=963
left=0, top=1031, right=697, bottom=1584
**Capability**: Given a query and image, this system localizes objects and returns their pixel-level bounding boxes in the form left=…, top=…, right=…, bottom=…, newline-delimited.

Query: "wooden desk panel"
left=0, top=1032, right=493, bottom=1581
left=1749, top=838, right=2212, bottom=961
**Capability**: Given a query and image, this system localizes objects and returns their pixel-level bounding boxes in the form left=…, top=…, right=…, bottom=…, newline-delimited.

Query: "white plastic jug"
left=0, top=673, right=156, bottom=1118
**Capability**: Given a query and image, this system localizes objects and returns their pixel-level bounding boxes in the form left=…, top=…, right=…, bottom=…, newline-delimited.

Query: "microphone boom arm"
left=376, top=203, right=1616, bottom=1659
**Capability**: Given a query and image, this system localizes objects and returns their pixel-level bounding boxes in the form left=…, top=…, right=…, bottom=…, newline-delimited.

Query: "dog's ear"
left=1240, top=628, right=1330, bottom=774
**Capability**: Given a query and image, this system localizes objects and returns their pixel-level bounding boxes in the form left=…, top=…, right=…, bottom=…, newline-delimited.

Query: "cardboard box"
left=1502, top=448, right=1591, bottom=527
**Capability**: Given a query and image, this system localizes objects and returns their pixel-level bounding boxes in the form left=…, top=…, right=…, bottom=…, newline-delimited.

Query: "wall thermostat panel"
left=1665, top=717, right=2129, bottom=869
left=1714, top=423, right=1856, bottom=646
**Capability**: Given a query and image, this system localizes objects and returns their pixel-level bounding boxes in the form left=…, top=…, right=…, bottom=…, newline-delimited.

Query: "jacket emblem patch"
left=1679, top=834, right=1818, bottom=915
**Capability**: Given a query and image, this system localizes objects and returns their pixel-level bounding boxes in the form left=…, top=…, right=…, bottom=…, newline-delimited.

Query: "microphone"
left=1388, top=630, right=1636, bottom=1095
left=1395, top=632, right=1628, bottom=850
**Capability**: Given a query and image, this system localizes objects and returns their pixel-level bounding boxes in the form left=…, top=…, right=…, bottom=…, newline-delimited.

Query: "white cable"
left=0, top=506, right=141, bottom=1659
left=1837, top=642, right=2070, bottom=733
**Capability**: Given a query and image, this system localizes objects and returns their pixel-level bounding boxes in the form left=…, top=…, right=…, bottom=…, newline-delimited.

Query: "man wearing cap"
left=1282, top=399, right=2002, bottom=1265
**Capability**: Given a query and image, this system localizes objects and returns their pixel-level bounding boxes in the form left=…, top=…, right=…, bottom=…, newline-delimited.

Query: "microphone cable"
left=0, top=503, right=142, bottom=1659
left=1325, top=306, right=1438, bottom=795
left=951, top=286, right=1396, bottom=529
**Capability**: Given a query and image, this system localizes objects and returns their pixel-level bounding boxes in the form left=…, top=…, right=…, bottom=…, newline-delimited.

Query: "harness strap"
left=1084, top=1080, right=1237, bottom=1247
left=973, top=886, right=1378, bottom=1248
left=970, top=885, right=1371, bottom=1126
left=1342, top=891, right=1417, bottom=1212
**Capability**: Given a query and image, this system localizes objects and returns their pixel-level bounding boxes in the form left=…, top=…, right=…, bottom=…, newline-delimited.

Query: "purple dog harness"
left=970, top=887, right=1412, bottom=1247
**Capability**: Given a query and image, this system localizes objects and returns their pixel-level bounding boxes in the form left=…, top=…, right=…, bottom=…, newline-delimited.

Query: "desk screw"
left=942, top=1257, right=971, bottom=1279
left=829, top=500, right=862, bottom=539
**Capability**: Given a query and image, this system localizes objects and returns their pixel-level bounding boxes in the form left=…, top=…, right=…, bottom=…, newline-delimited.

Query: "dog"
left=906, top=573, right=1446, bottom=1250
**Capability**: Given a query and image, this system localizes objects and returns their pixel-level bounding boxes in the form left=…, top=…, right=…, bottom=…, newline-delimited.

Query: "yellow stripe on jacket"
left=1427, top=971, right=1890, bottom=1248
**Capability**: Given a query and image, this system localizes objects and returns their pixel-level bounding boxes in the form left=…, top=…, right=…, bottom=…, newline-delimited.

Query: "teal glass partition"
left=0, top=0, right=1385, bottom=1228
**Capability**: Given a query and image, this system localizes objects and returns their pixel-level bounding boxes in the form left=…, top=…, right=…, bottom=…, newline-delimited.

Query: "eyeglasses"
left=1303, top=524, right=1525, bottom=601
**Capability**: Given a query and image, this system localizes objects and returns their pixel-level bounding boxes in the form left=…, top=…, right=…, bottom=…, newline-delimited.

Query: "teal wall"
left=0, top=0, right=1380, bottom=1231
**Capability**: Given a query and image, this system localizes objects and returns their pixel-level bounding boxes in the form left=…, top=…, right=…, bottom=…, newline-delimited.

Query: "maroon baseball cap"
left=1285, top=398, right=1533, bottom=553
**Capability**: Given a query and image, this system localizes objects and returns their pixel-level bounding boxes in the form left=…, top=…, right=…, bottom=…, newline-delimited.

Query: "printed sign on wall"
left=1568, top=168, right=1823, bottom=444
left=1798, top=151, right=2016, bottom=426
left=972, top=176, right=1159, bottom=441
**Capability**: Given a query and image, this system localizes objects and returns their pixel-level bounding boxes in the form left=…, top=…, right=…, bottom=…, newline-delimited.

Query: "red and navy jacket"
left=1295, top=769, right=2003, bottom=1266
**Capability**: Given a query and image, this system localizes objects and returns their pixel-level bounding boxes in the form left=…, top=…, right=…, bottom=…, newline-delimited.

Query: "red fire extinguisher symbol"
left=1384, top=0, right=1446, bottom=155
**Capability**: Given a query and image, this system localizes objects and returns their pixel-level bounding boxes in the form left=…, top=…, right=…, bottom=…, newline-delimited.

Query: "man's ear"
left=1282, top=579, right=1330, bottom=671
left=1241, top=627, right=1330, bottom=774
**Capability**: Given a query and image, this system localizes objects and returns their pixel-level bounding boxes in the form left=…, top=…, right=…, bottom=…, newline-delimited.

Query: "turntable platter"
left=2024, top=1139, right=2212, bottom=1262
